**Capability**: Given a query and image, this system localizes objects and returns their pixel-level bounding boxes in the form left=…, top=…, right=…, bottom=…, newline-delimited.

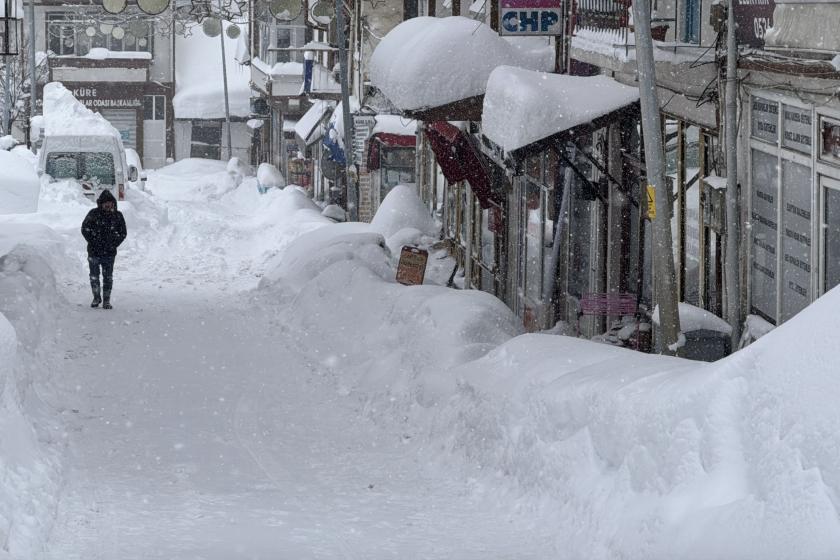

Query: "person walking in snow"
left=81, top=190, right=127, bottom=309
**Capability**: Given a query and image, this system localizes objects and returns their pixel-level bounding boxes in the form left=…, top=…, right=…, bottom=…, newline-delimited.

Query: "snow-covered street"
left=5, top=165, right=553, bottom=559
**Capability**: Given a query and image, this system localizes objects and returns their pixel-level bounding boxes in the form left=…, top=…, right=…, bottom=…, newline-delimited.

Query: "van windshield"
left=46, top=152, right=116, bottom=186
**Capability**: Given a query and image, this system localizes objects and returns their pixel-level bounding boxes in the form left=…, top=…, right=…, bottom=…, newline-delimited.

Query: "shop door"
left=820, top=176, right=840, bottom=295
left=99, top=109, right=137, bottom=150
left=143, top=95, right=167, bottom=169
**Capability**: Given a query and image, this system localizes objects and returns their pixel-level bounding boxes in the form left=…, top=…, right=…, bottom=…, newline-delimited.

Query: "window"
left=258, top=21, right=306, bottom=64
left=823, top=182, right=840, bottom=293
left=190, top=122, right=222, bottom=160
left=683, top=0, right=700, bottom=43
left=380, top=147, right=416, bottom=201
left=143, top=95, right=166, bottom=121
left=45, top=152, right=115, bottom=185
left=820, top=117, right=840, bottom=166
left=750, top=148, right=779, bottom=322
left=47, top=13, right=153, bottom=56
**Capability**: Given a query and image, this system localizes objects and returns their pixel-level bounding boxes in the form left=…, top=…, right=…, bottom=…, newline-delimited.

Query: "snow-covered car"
left=37, top=134, right=138, bottom=201
left=124, top=148, right=146, bottom=191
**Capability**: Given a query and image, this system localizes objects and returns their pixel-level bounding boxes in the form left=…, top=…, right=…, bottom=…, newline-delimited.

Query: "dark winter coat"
left=81, top=190, right=127, bottom=257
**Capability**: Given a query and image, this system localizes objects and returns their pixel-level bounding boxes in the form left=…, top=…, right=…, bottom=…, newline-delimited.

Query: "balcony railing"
left=574, top=0, right=631, bottom=43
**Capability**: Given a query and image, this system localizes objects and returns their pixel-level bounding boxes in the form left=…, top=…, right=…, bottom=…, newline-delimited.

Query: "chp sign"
left=499, top=0, right=564, bottom=35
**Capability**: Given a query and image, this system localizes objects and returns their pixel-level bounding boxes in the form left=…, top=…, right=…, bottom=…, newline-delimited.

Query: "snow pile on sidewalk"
left=0, top=225, right=66, bottom=560
left=0, top=150, right=40, bottom=215
left=146, top=158, right=243, bottom=201
left=370, top=16, right=552, bottom=111
left=260, top=183, right=840, bottom=556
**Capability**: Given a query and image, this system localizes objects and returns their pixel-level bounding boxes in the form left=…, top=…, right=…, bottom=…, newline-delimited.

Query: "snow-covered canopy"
left=369, top=16, right=553, bottom=112
left=83, top=48, right=152, bottom=60
left=174, top=23, right=251, bottom=120
left=371, top=115, right=417, bottom=137
left=294, top=100, right=334, bottom=146
left=482, top=67, right=640, bottom=152
left=43, top=82, right=120, bottom=138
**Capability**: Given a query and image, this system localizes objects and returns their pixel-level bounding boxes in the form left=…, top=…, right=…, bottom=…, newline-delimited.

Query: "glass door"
left=821, top=176, right=840, bottom=295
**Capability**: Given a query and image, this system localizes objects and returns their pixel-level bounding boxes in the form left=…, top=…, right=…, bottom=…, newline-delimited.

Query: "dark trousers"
left=88, top=255, right=115, bottom=299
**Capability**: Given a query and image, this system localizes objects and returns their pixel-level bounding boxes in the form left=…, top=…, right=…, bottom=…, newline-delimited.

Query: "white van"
left=37, top=134, right=138, bottom=201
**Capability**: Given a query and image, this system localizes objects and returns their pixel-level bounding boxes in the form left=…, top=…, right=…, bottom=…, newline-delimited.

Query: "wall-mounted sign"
left=782, top=104, right=812, bottom=154
left=396, top=246, right=428, bottom=285
left=499, top=0, right=564, bottom=36
left=751, top=96, right=778, bottom=144
left=734, top=0, right=775, bottom=48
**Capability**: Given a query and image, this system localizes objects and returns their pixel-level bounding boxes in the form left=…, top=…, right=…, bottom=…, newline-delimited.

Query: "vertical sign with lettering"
left=751, top=96, right=779, bottom=143
left=750, top=148, right=778, bottom=321
left=780, top=160, right=812, bottom=322
left=782, top=104, right=813, bottom=154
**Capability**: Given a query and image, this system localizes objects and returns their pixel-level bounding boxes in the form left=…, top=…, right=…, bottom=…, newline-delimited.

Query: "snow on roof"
left=83, top=48, right=152, bottom=60
left=653, top=302, right=733, bottom=334
left=372, top=115, right=417, bottom=137
left=294, top=100, right=334, bottom=145
left=369, top=16, right=553, bottom=112
left=482, top=67, right=639, bottom=152
left=42, top=82, right=121, bottom=138
left=174, top=23, right=251, bottom=120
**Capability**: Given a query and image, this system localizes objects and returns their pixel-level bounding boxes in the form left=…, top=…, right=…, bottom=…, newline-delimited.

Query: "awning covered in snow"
left=482, top=67, right=640, bottom=153
left=425, top=121, right=502, bottom=209
left=369, top=16, right=552, bottom=119
left=294, top=100, right=335, bottom=147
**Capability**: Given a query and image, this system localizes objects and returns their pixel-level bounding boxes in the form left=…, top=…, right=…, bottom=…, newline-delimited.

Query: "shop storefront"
left=747, top=91, right=840, bottom=325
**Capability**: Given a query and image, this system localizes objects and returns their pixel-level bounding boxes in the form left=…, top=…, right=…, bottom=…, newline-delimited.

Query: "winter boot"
left=103, top=291, right=112, bottom=310
left=91, top=290, right=102, bottom=308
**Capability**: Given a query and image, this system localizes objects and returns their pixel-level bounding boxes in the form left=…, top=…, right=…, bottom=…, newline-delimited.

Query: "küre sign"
left=396, top=246, right=429, bottom=286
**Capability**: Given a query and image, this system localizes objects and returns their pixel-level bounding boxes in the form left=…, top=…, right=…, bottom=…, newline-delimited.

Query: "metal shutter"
left=99, top=109, right=138, bottom=149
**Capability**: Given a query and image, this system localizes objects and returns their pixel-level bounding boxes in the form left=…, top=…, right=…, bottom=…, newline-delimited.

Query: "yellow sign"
left=646, top=185, right=656, bottom=220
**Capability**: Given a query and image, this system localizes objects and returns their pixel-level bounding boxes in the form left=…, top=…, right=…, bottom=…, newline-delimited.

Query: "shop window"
left=823, top=184, right=840, bottom=293
left=820, top=117, right=840, bottom=166
left=190, top=122, right=222, bottom=160
left=779, top=160, right=812, bottom=321
left=750, top=148, right=779, bottom=322
left=523, top=181, right=543, bottom=303
left=782, top=105, right=813, bottom=154
left=381, top=147, right=416, bottom=202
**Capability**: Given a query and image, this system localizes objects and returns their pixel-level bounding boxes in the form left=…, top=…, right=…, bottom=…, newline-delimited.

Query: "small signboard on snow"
left=396, top=246, right=428, bottom=286
left=498, top=0, right=565, bottom=36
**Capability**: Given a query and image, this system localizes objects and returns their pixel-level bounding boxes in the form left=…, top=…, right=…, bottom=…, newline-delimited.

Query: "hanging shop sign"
left=396, top=246, right=428, bottom=285
left=499, top=0, right=564, bottom=36
left=734, top=0, right=775, bottom=48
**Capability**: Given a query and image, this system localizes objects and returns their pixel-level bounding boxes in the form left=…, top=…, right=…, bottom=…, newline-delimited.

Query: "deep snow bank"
left=260, top=188, right=840, bottom=557
left=0, top=151, right=40, bottom=215
left=0, top=225, right=66, bottom=560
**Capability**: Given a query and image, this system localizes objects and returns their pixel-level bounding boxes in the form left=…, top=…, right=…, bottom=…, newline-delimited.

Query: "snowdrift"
left=0, top=226, right=65, bottom=559
left=258, top=184, right=840, bottom=557
left=42, top=82, right=121, bottom=138
left=0, top=150, right=40, bottom=215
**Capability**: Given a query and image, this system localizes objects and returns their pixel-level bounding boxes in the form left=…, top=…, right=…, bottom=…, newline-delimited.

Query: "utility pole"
left=336, top=0, right=357, bottom=220
left=631, top=0, right=682, bottom=353
left=218, top=14, right=233, bottom=160
left=724, top=0, right=741, bottom=347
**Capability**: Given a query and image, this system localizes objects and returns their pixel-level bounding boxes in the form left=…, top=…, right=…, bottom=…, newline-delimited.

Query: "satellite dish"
left=202, top=17, right=222, bottom=37
left=102, top=0, right=127, bottom=14
left=137, top=0, right=170, bottom=15
left=226, top=24, right=241, bottom=39
left=269, top=0, right=301, bottom=21
left=310, top=0, right=335, bottom=23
